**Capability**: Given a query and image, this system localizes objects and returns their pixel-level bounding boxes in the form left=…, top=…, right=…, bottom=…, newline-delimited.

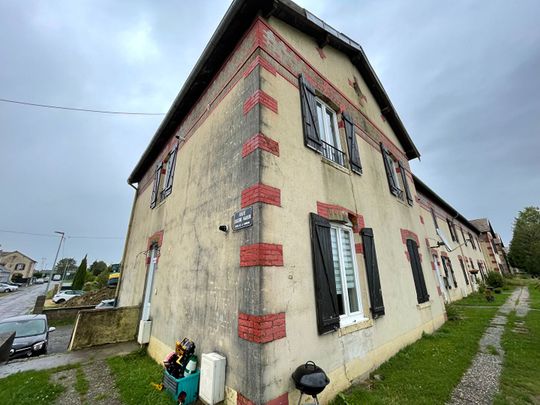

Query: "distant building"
left=0, top=251, right=37, bottom=282
left=469, top=219, right=511, bottom=275
left=0, top=265, right=11, bottom=283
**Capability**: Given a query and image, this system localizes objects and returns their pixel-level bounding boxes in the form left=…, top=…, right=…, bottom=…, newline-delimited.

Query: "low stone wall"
left=43, top=306, right=95, bottom=323
left=68, top=306, right=140, bottom=350
left=0, top=332, right=15, bottom=364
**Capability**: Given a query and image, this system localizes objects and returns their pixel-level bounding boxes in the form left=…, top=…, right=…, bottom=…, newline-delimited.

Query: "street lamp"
left=45, top=231, right=64, bottom=294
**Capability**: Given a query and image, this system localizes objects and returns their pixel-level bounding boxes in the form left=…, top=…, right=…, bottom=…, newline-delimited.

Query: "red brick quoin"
left=241, top=184, right=281, bottom=208
left=238, top=393, right=288, bottom=405
left=243, top=90, right=278, bottom=115
left=238, top=312, right=286, bottom=343
left=240, top=243, right=283, bottom=267
left=242, top=133, right=279, bottom=158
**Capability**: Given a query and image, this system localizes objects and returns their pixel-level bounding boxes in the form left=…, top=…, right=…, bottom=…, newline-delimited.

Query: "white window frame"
left=162, top=150, right=175, bottom=192
left=330, top=223, right=366, bottom=327
left=315, top=98, right=344, bottom=165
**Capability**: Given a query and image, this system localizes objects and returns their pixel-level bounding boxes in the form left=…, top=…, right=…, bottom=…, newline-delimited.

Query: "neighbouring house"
left=414, top=176, right=488, bottom=302
left=0, top=250, right=37, bottom=283
left=117, top=1, right=482, bottom=403
left=470, top=218, right=511, bottom=275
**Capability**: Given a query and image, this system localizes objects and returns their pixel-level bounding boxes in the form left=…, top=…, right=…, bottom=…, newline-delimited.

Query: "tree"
left=54, top=258, right=77, bottom=278
left=508, top=206, right=540, bottom=275
left=89, top=260, right=108, bottom=276
left=72, top=255, right=88, bottom=290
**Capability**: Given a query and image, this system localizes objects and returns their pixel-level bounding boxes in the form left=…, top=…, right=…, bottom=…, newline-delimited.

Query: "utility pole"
left=46, top=231, right=64, bottom=294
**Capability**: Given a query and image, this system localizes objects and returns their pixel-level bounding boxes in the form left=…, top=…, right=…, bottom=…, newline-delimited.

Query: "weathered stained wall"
left=255, top=17, right=446, bottom=403
left=117, top=23, right=272, bottom=402
left=68, top=306, right=140, bottom=350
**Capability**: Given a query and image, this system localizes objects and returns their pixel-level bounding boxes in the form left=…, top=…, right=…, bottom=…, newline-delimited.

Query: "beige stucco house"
left=470, top=218, right=511, bottom=275
left=0, top=250, right=37, bottom=282
left=414, top=177, right=488, bottom=302
left=117, top=1, right=488, bottom=403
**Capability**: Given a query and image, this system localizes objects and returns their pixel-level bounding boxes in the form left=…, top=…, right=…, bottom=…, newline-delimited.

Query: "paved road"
left=0, top=284, right=48, bottom=321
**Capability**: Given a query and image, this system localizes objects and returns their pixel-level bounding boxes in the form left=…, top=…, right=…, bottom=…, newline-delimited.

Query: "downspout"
left=115, top=181, right=139, bottom=305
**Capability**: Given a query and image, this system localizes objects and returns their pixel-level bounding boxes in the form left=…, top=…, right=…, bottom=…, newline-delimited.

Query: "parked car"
left=0, top=314, right=55, bottom=358
left=0, top=283, right=18, bottom=293
left=52, top=290, right=84, bottom=303
left=7, top=281, right=23, bottom=287
left=95, top=299, right=115, bottom=309
left=52, top=274, right=62, bottom=281
left=34, top=278, right=44, bottom=284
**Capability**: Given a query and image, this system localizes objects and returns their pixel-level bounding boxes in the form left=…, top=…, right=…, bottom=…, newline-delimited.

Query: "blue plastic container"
left=163, top=369, right=200, bottom=405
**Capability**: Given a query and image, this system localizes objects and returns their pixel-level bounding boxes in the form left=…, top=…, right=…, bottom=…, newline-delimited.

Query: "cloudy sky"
left=1, top=0, right=539, bottom=269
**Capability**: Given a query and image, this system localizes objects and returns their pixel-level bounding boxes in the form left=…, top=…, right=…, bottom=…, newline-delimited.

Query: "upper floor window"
left=150, top=145, right=178, bottom=208
left=299, top=74, right=362, bottom=174
left=468, top=232, right=476, bottom=250
left=460, top=227, right=467, bottom=246
left=316, top=99, right=344, bottom=166
left=15, top=263, right=25, bottom=270
left=381, top=144, right=413, bottom=205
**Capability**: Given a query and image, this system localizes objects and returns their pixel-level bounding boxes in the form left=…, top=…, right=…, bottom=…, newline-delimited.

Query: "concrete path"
left=0, top=341, right=139, bottom=379
left=447, top=287, right=530, bottom=405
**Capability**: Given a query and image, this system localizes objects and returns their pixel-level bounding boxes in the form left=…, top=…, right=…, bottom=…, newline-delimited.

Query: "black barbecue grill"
left=291, top=361, right=330, bottom=404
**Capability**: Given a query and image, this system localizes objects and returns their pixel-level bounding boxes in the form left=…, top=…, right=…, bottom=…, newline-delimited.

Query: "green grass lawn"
left=333, top=293, right=502, bottom=405
left=0, top=366, right=73, bottom=405
left=452, top=291, right=504, bottom=306
left=107, top=349, right=175, bottom=405
left=494, top=285, right=540, bottom=404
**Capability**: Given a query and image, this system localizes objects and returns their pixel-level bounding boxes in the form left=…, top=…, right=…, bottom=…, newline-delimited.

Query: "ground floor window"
left=330, top=224, right=364, bottom=326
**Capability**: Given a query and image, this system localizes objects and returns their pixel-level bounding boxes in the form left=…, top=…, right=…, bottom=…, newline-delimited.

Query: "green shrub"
left=486, top=272, right=504, bottom=288
left=445, top=304, right=462, bottom=321
left=478, top=282, right=486, bottom=294
left=494, top=288, right=502, bottom=294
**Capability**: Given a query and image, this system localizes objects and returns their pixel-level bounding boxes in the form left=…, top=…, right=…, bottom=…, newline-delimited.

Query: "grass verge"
left=74, top=365, right=89, bottom=396
left=333, top=294, right=502, bottom=405
left=452, top=291, right=504, bottom=306
left=107, top=349, right=175, bottom=405
left=0, top=365, right=76, bottom=405
left=494, top=286, right=540, bottom=404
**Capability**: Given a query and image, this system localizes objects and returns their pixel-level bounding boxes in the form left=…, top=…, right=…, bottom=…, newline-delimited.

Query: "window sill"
left=416, top=301, right=431, bottom=310
left=338, top=317, right=372, bottom=336
left=321, top=156, right=350, bottom=174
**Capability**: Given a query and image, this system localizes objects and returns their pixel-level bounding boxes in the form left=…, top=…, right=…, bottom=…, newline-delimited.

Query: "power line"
left=0, top=97, right=165, bottom=116
left=0, top=229, right=124, bottom=240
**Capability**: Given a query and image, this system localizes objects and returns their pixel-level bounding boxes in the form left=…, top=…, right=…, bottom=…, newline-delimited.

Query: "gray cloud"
left=1, top=0, right=538, bottom=267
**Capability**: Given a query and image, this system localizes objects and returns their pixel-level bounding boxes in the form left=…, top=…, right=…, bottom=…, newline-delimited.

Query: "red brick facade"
left=240, top=243, right=284, bottom=267
left=238, top=312, right=286, bottom=343
left=242, top=133, right=280, bottom=158
left=243, top=90, right=278, bottom=115
left=241, top=184, right=281, bottom=208
left=316, top=201, right=365, bottom=233
left=243, top=55, right=277, bottom=78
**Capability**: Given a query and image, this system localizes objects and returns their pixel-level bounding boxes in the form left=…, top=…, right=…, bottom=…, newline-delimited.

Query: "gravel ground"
left=447, top=287, right=529, bottom=405
left=51, top=368, right=82, bottom=405
left=81, top=360, right=123, bottom=405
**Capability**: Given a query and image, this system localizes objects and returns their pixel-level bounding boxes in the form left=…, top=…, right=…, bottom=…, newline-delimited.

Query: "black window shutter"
left=406, top=239, right=429, bottom=304
left=150, top=163, right=162, bottom=208
left=299, top=74, right=321, bottom=152
left=442, top=258, right=451, bottom=289
left=447, top=219, right=456, bottom=242
left=398, top=161, right=413, bottom=205
left=459, top=259, right=469, bottom=285
left=309, top=213, right=340, bottom=334
left=448, top=259, right=458, bottom=288
left=343, top=112, right=362, bottom=174
left=380, top=143, right=400, bottom=197
left=461, top=228, right=467, bottom=246
left=163, top=146, right=178, bottom=198
left=453, top=223, right=460, bottom=243
left=361, top=228, right=385, bottom=318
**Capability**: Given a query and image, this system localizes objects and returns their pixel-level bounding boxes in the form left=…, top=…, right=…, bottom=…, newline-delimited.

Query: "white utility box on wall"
left=137, top=320, right=152, bottom=344
left=199, top=352, right=226, bottom=404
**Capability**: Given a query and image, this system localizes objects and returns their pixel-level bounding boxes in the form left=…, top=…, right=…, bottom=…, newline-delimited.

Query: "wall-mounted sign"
left=232, top=207, right=253, bottom=231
